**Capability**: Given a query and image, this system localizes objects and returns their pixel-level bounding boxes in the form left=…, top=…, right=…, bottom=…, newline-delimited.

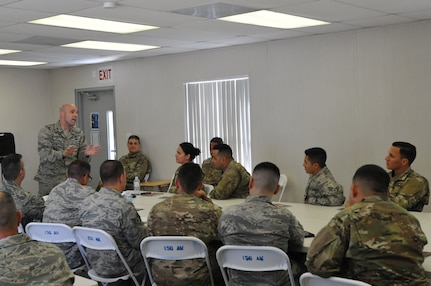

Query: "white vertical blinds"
left=185, top=77, right=251, bottom=172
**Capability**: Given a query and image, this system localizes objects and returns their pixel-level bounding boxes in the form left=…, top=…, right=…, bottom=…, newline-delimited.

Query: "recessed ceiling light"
left=0, top=60, right=46, bottom=66
left=62, top=41, right=160, bottom=52
left=0, top=49, right=21, bottom=55
left=218, top=10, right=329, bottom=29
left=29, top=14, right=159, bottom=34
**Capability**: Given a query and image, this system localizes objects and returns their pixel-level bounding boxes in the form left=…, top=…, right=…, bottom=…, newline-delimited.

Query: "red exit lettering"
left=99, top=69, right=112, bottom=81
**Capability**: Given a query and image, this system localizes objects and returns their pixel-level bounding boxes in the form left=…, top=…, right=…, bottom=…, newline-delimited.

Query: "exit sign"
left=98, top=66, right=113, bottom=82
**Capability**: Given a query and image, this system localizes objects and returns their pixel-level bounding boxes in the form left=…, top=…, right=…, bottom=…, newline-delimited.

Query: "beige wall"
left=2, top=19, right=431, bottom=210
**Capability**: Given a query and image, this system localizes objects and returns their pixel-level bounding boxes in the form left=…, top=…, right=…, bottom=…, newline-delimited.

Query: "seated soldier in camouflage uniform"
left=168, top=142, right=200, bottom=193
left=303, top=147, right=345, bottom=206
left=218, top=162, right=305, bottom=285
left=148, top=163, right=222, bottom=286
left=209, top=144, right=250, bottom=199
left=0, top=192, right=74, bottom=285
left=202, top=137, right=223, bottom=186
left=1, top=153, right=44, bottom=228
left=43, top=160, right=95, bottom=269
left=119, top=135, right=151, bottom=190
left=306, top=164, right=428, bottom=285
left=385, top=141, right=429, bottom=211
left=80, top=160, right=147, bottom=285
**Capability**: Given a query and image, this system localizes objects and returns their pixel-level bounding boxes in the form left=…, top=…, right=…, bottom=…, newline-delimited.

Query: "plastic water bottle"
left=133, top=176, right=140, bottom=191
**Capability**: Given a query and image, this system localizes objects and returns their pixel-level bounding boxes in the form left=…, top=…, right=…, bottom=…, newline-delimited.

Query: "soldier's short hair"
left=353, top=164, right=390, bottom=195
left=68, top=160, right=91, bottom=180
left=213, top=144, right=233, bottom=159
left=128, top=135, right=140, bottom=143
left=179, top=142, right=201, bottom=161
left=392, top=141, right=416, bottom=165
left=1, top=153, right=22, bottom=181
left=210, top=137, right=223, bottom=145
left=252, top=162, right=280, bottom=193
left=305, top=147, right=327, bottom=168
left=178, top=163, right=203, bottom=194
left=0, top=191, right=17, bottom=228
left=100, top=160, right=124, bottom=185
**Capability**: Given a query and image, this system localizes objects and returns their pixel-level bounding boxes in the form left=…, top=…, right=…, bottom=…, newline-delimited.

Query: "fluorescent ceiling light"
left=29, top=14, right=159, bottom=34
left=0, top=49, right=21, bottom=55
left=62, top=41, right=159, bottom=52
left=219, top=10, right=329, bottom=29
left=0, top=60, right=46, bottom=66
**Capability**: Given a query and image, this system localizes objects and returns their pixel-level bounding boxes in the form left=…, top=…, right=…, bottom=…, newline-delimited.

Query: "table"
left=131, top=194, right=431, bottom=271
left=140, top=180, right=171, bottom=192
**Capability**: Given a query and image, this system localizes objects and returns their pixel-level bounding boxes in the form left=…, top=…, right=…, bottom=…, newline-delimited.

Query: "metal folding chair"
left=300, top=272, right=371, bottom=286
left=216, top=245, right=296, bottom=286
left=72, top=226, right=140, bottom=286
left=140, top=236, right=214, bottom=286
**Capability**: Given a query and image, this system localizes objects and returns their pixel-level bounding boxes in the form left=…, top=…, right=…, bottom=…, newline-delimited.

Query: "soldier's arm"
left=37, top=127, right=63, bottom=163
left=210, top=168, right=240, bottom=199
left=123, top=205, right=147, bottom=249
left=24, top=193, right=45, bottom=222
left=136, top=156, right=150, bottom=181
left=392, top=178, right=428, bottom=210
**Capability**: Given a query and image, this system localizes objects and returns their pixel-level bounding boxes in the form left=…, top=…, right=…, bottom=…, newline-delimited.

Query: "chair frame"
left=278, top=174, right=288, bottom=202
left=216, top=245, right=296, bottom=286
left=25, top=222, right=88, bottom=272
left=72, top=226, right=140, bottom=286
left=140, top=236, right=214, bottom=286
left=299, top=272, right=372, bottom=286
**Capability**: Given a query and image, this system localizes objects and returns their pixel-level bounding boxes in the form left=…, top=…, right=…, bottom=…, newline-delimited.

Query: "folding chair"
left=72, top=226, right=140, bottom=286
left=299, top=272, right=371, bottom=286
left=140, top=236, right=214, bottom=286
left=278, top=174, right=288, bottom=202
left=216, top=245, right=296, bottom=286
left=25, top=222, right=87, bottom=272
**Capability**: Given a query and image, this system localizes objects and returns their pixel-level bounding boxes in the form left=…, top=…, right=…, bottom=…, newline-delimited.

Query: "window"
left=185, top=77, right=251, bottom=172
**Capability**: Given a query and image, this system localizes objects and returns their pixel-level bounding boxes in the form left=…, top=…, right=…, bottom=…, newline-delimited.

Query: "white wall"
left=3, top=20, right=431, bottom=210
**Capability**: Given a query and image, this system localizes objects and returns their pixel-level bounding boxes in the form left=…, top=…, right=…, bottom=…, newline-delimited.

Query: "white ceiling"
left=1, top=0, right=431, bottom=69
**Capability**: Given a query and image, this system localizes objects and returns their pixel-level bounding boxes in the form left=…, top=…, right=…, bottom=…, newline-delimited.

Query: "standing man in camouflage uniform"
left=80, top=160, right=147, bottom=285
left=119, top=135, right=151, bottom=190
left=1, top=153, right=44, bottom=228
left=306, top=164, right=428, bottom=286
left=385, top=141, right=429, bottom=211
left=202, top=137, right=223, bottom=186
left=218, top=162, right=305, bottom=285
left=43, top=159, right=95, bottom=269
left=303, top=147, right=345, bottom=206
left=0, top=191, right=74, bottom=285
left=34, top=103, right=101, bottom=196
left=209, top=144, right=250, bottom=199
left=148, top=163, right=222, bottom=286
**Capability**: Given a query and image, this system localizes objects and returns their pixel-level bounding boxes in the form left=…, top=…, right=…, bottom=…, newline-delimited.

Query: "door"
left=76, top=87, right=116, bottom=189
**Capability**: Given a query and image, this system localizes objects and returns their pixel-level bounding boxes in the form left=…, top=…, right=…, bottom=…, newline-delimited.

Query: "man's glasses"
left=84, top=174, right=92, bottom=182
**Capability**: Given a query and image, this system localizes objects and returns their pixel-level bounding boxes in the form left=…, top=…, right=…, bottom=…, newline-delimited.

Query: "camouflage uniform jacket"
left=167, top=166, right=181, bottom=194
left=304, top=166, right=345, bottom=206
left=306, top=196, right=428, bottom=286
left=147, top=193, right=222, bottom=286
left=119, top=151, right=151, bottom=190
left=2, top=180, right=44, bottom=227
left=79, top=187, right=147, bottom=277
left=0, top=233, right=74, bottom=285
left=34, top=121, right=89, bottom=188
left=210, top=160, right=250, bottom=199
left=218, top=195, right=304, bottom=285
left=43, top=178, right=96, bottom=268
left=202, top=157, right=222, bottom=186
left=388, top=167, right=430, bottom=212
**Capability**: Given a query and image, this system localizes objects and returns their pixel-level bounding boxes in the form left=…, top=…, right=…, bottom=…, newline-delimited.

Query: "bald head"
left=60, top=103, right=78, bottom=130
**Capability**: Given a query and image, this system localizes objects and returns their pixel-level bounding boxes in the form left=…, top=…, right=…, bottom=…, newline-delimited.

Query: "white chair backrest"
left=25, top=222, right=75, bottom=243
left=277, top=174, right=288, bottom=202
left=216, top=245, right=295, bottom=286
left=72, top=226, right=139, bottom=286
left=300, top=272, right=371, bottom=286
left=140, top=236, right=214, bottom=286
left=203, top=184, right=214, bottom=195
